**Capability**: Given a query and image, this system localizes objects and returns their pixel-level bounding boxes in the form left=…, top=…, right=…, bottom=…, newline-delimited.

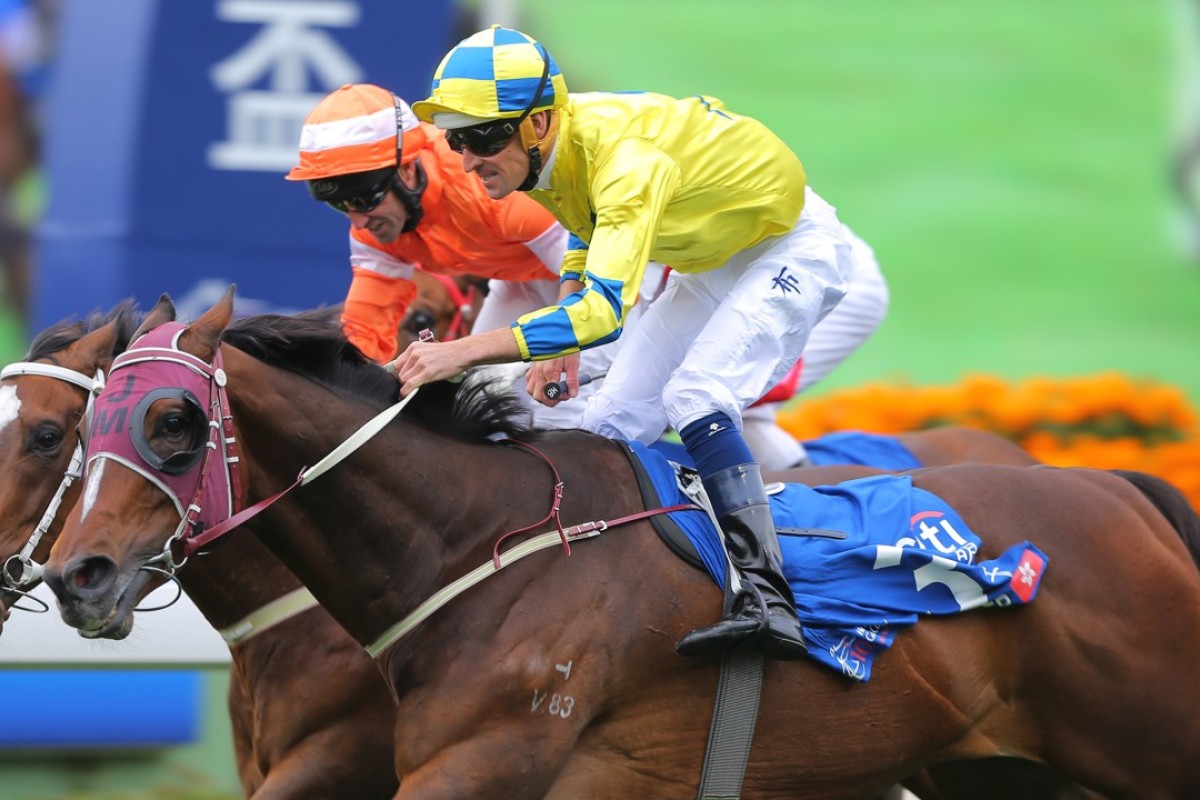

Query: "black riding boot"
left=676, top=463, right=807, bottom=661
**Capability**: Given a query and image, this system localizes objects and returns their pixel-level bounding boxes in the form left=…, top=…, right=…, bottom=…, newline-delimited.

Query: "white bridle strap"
left=3, top=439, right=85, bottom=584
left=298, top=390, right=419, bottom=485
left=87, top=452, right=189, bottom=520
left=1, top=362, right=101, bottom=393
left=364, top=525, right=609, bottom=659
left=0, top=362, right=104, bottom=589
left=217, top=587, right=320, bottom=646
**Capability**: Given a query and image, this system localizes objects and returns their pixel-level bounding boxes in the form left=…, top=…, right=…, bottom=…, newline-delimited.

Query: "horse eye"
left=161, top=414, right=190, bottom=438
left=404, top=309, right=436, bottom=335
left=32, top=427, right=64, bottom=454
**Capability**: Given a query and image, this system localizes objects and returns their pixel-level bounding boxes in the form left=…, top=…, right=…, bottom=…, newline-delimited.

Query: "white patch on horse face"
left=0, top=384, right=21, bottom=432
left=80, top=459, right=108, bottom=522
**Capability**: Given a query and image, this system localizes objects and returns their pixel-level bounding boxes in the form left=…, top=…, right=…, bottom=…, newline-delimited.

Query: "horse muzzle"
left=43, top=554, right=149, bottom=639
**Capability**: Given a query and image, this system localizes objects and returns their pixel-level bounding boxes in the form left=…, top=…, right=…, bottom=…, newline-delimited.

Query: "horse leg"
left=226, top=676, right=266, bottom=795
left=249, top=736, right=398, bottom=800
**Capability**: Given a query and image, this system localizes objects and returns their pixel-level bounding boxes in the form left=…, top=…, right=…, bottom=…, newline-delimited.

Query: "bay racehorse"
left=1, top=303, right=881, bottom=800
left=45, top=290, right=1200, bottom=799
left=0, top=301, right=398, bottom=799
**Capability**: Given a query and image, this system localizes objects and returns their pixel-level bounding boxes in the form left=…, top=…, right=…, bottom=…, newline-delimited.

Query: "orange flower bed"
left=776, top=372, right=1200, bottom=508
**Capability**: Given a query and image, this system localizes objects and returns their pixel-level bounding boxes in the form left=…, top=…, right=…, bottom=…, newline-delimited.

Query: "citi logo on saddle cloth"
left=621, top=440, right=1048, bottom=682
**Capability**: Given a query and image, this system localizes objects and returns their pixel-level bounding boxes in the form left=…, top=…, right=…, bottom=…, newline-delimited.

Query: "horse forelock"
left=25, top=299, right=143, bottom=361
left=222, top=311, right=532, bottom=443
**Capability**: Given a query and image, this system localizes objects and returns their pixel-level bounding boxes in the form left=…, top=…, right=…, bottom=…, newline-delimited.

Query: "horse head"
left=42, top=291, right=218, bottom=639
left=43, top=282, right=533, bottom=646
left=0, top=298, right=145, bottom=632
left=43, top=286, right=377, bottom=638
left=396, top=270, right=487, bottom=350
left=39, top=287, right=408, bottom=797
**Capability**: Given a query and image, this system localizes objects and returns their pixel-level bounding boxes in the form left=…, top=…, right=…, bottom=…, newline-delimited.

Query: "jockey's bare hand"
left=389, top=328, right=523, bottom=397
left=527, top=353, right=581, bottom=406
left=389, top=341, right=464, bottom=396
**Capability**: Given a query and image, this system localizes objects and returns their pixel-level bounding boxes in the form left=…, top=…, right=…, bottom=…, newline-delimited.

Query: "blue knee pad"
left=679, top=412, right=755, bottom=480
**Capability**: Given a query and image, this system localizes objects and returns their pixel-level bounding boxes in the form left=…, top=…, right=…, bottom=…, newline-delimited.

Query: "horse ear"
left=129, top=293, right=178, bottom=343
left=60, top=320, right=122, bottom=376
left=177, top=285, right=236, bottom=361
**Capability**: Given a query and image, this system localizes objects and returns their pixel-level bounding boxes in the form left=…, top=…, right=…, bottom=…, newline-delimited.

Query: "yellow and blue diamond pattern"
left=414, top=26, right=568, bottom=121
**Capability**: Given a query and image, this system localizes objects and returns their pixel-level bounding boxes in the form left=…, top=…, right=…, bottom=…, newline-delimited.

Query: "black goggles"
left=445, top=121, right=519, bottom=157
left=445, top=44, right=551, bottom=159
left=324, top=173, right=396, bottom=213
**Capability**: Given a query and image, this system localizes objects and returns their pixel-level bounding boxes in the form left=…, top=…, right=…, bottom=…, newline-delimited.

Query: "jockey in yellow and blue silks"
left=394, top=25, right=862, bottom=661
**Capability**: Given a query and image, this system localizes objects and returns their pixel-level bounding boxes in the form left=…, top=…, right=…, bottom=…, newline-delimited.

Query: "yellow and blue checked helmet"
left=412, top=26, right=568, bottom=125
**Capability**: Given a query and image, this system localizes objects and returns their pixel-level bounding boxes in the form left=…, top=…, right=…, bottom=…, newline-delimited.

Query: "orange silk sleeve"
left=341, top=267, right=418, bottom=363
left=497, top=193, right=559, bottom=242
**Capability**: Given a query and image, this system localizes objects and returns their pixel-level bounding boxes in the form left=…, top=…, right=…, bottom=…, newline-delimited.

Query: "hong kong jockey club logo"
left=1010, top=548, right=1045, bottom=603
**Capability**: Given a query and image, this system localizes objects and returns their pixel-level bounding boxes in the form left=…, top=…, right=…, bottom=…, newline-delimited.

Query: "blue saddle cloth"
left=625, top=441, right=1047, bottom=681
left=802, top=430, right=922, bottom=469
left=649, top=430, right=922, bottom=470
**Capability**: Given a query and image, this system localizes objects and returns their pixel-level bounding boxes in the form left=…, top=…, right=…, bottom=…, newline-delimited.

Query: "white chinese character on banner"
left=208, top=0, right=362, bottom=172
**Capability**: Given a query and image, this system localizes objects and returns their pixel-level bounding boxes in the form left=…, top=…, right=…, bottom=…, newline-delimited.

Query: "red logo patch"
left=1011, top=548, right=1045, bottom=603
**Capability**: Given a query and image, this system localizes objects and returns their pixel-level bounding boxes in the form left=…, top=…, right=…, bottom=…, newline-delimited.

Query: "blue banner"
left=34, top=0, right=454, bottom=328
left=0, top=670, right=200, bottom=748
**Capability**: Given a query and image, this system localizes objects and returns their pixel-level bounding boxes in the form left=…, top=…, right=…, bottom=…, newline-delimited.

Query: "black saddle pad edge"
left=616, top=441, right=706, bottom=571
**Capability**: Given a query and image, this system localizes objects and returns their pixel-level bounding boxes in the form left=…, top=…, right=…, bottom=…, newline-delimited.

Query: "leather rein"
left=430, top=273, right=479, bottom=341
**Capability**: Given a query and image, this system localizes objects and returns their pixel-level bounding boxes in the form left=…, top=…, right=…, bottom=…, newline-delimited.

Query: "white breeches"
left=743, top=224, right=888, bottom=470
left=581, top=188, right=861, bottom=445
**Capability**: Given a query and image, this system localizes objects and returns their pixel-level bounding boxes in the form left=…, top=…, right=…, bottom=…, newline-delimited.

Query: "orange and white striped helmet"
left=285, top=84, right=428, bottom=181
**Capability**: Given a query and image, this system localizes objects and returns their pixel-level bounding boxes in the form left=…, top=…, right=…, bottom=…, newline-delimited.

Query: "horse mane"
left=25, top=298, right=143, bottom=361
left=222, top=309, right=532, bottom=443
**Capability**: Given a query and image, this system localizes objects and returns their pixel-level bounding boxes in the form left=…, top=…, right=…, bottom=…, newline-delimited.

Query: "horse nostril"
left=64, top=556, right=118, bottom=600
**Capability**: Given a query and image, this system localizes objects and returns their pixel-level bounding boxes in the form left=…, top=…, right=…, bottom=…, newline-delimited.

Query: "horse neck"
left=176, top=533, right=305, bottom=631
left=223, top=350, right=521, bottom=648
